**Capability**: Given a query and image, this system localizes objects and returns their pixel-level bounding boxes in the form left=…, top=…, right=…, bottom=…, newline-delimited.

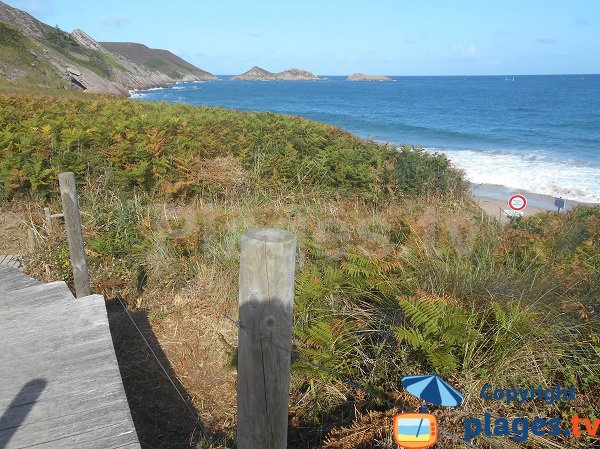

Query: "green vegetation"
left=0, top=24, right=67, bottom=89
left=144, top=58, right=166, bottom=70
left=143, top=58, right=182, bottom=78
left=1, top=22, right=117, bottom=87
left=42, top=27, right=118, bottom=79
left=99, top=42, right=214, bottom=81
left=1, top=90, right=597, bottom=448
left=0, top=79, right=78, bottom=96
left=44, top=26, right=80, bottom=52
left=0, top=94, right=466, bottom=201
left=0, top=21, right=25, bottom=48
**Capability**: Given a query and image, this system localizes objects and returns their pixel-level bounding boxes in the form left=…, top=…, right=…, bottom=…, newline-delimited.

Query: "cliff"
left=232, top=66, right=324, bottom=81
left=347, top=73, right=392, bottom=81
left=0, top=1, right=215, bottom=95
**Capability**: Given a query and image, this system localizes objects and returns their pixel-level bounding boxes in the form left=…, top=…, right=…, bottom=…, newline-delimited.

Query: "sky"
left=4, top=0, right=600, bottom=76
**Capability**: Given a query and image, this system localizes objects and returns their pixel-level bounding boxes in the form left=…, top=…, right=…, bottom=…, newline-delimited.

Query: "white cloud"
left=102, top=15, right=131, bottom=28
left=452, top=44, right=479, bottom=61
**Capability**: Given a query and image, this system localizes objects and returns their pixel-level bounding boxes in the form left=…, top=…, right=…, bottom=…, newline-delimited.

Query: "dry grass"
left=0, top=205, right=29, bottom=253
left=147, top=264, right=239, bottom=432
left=111, top=194, right=488, bottom=447
left=10, top=189, right=598, bottom=449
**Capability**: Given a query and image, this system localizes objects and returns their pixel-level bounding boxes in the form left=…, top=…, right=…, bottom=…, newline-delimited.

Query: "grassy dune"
left=1, top=87, right=598, bottom=448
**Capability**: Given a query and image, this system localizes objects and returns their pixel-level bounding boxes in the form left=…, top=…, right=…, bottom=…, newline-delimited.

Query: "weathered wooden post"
left=58, top=172, right=91, bottom=298
left=237, top=228, right=296, bottom=449
left=44, top=207, right=53, bottom=233
left=27, top=228, right=38, bottom=251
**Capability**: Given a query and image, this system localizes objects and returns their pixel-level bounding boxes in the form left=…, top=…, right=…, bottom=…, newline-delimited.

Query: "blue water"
left=132, top=75, right=600, bottom=202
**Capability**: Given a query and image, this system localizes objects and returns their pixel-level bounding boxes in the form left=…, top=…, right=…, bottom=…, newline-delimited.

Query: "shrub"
left=0, top=94, right=467, bottom=202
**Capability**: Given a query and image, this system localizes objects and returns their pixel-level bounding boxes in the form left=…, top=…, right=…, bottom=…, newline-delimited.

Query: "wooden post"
left=58, top=172, right=91, bottom=298
left=237, top=228, right=296, bottom=449
left=27, top=228, right=38, bottom=251
left=44, top=207, right=53, bottom=233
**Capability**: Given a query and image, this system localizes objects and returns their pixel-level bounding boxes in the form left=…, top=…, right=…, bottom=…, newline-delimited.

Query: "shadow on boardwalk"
left=0, top=379, right=47, bottom=449
left=106, top=299, right=231, bottom=449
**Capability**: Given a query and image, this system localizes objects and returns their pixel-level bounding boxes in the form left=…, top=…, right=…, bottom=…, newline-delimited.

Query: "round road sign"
left=508, top=194, right=527, bottom=211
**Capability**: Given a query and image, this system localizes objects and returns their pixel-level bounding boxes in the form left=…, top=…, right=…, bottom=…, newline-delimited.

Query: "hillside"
left=0, top=0, right=215, bottom=95
left=232, top=65, right=324, bottom=80
left=0, top=93, right=465, bottom=199
left=101, top=42, right=216, bottom=81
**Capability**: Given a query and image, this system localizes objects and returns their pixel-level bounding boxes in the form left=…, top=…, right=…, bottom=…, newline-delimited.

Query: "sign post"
left=508, top=194, right=527, bottom=213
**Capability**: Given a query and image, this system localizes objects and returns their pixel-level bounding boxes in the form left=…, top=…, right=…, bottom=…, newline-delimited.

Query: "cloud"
left=9, top=0, right=54, bottom=17
left=102, top=15, right=131, bottom=28
left=452, top=44, right=479, bottom=61
left=535, top=37, right=557, bottom=44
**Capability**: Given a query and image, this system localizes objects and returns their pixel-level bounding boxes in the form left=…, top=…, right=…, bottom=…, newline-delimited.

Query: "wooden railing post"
left=237, top=228, right=296, bottom=449
left=44, top=207, right=53, bottom=233
left=27, top=228, right=38, bottom=251
left=58, top=172, right=91, bottom=298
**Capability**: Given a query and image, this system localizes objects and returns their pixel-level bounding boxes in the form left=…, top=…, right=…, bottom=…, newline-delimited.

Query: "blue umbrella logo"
left=402, top=374, right=464, bottom=407
left=394, top=375, right=462, bottom=448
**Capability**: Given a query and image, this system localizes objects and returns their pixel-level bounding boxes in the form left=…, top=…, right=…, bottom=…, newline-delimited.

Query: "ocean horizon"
left=132, top=74, right=600, bottom=203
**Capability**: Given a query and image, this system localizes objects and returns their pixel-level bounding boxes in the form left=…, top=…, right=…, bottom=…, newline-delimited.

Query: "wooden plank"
left=19, top=420, right=139, bottom=449
left=0, top=282, right=74, bottom=316
left=0, top=288, right=140, bottom=448
left=0, top=388, right=126, bottom=430
left=0, top=357, right=117, bottom=400
left=0, top=265, right=41, bottom=292
left=0, top=279, right=73, bottom=300
left=0, top=255, right=22, bottom=268
left=58, top=172, right=91, bottom=298
left=0, top=346, right=116, bottom=389
left=0, top=330, right=112, bottom=366
left=0, top=408, right=137, bottom=448
left=237, top=228, right=296, bottom=449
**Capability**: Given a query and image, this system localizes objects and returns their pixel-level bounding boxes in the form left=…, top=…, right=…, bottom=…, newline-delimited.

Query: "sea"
left=131, top=75, right=600, bottom=203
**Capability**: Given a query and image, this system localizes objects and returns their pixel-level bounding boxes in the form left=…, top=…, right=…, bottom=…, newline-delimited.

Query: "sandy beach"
left=470, top=183, right=597, bottom=221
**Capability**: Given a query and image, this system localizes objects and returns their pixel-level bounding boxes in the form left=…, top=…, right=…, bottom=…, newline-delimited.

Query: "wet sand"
left=470, top=183, right=596, bottom=221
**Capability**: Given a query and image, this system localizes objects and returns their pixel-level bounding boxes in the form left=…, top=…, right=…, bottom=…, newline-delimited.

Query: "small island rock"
left=347, top=73, right=393, bottom=81
left=232, top=66, right=324, bottom=81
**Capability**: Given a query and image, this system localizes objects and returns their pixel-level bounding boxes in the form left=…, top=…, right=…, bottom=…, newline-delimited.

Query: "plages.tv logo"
left=393, top=413, right=438, bottom=449
left=393, top=375, right=463, bottom=449
left=465, top=384, right=599, bottom=443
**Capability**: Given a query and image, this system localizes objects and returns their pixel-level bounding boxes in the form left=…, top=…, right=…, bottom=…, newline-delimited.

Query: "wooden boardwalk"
left=0, top=255, right=22, bottom=270
left=0, top=265, right=140, bottom=448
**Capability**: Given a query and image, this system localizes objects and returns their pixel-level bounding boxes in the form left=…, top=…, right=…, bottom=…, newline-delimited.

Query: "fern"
left=340, top=250, right=404, bottom=303
left=294, top=318, right=360, bottom=378
left=394, top=295, right=480, bottom=374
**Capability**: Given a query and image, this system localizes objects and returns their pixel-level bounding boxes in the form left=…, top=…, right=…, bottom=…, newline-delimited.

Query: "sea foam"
left=426, top=148, right=600, bottom=203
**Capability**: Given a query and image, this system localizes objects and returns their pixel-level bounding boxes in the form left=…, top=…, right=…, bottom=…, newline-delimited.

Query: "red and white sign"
left=508, top=194, right=527, bottom=211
